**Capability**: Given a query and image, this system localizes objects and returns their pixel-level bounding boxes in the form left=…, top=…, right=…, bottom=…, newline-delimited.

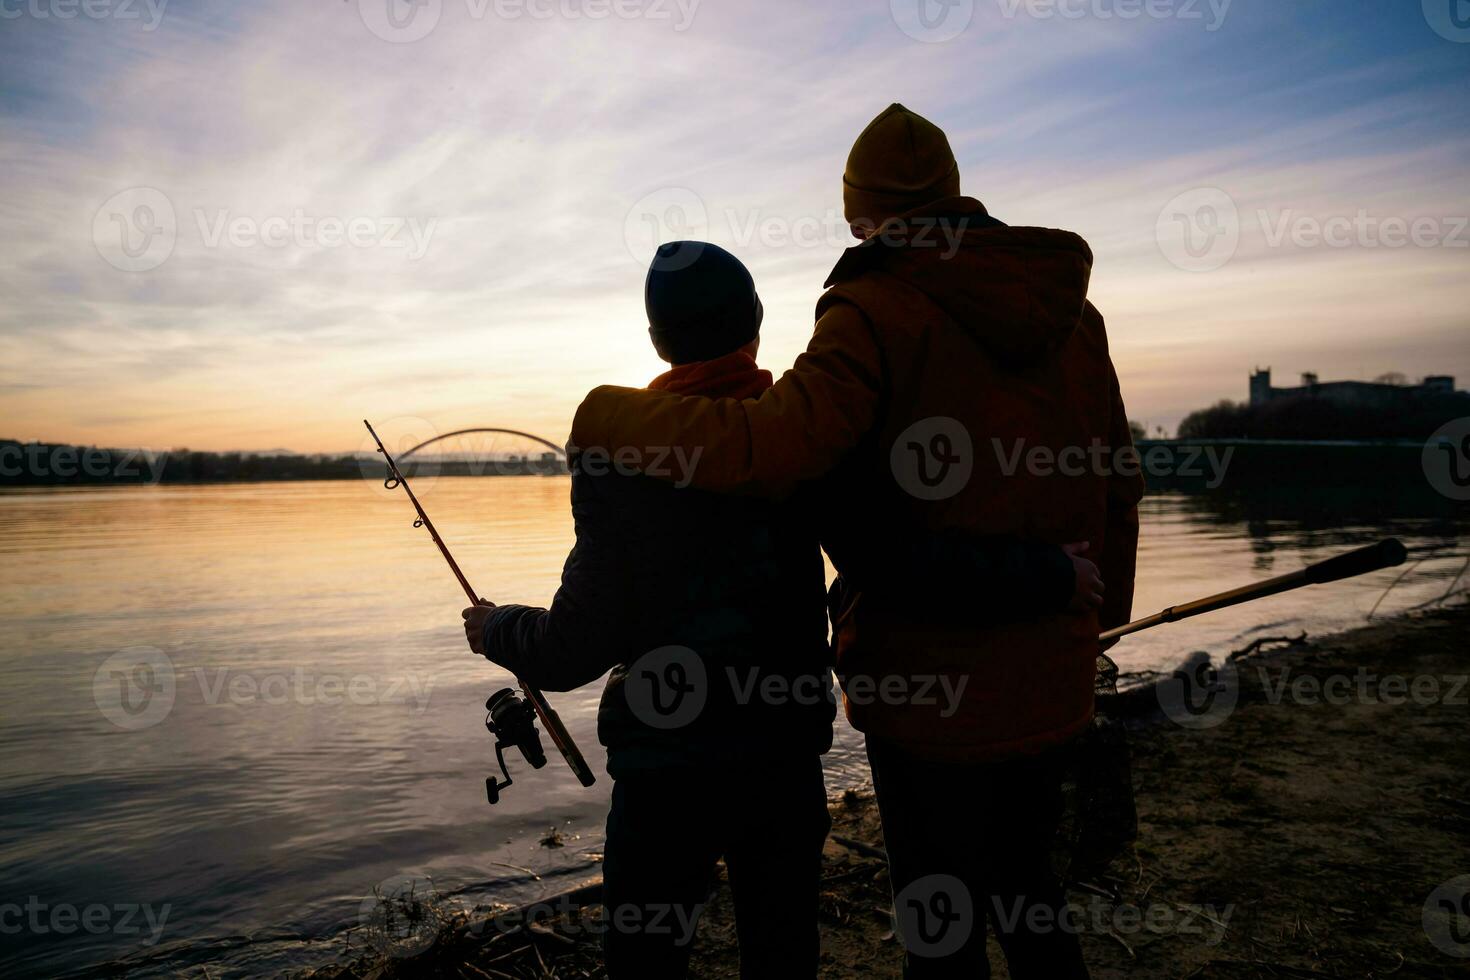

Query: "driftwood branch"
left=830, top=835, right=889, bottom=862
left=1228, top=632, right=1309, bottom=661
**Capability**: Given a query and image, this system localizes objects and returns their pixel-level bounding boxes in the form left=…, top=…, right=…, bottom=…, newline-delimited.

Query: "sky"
left=1, top=0, right=1467, bottom=453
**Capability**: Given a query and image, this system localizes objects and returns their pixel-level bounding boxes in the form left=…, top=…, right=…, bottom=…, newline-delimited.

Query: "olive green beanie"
left=842, top=103, right=961, bottom=229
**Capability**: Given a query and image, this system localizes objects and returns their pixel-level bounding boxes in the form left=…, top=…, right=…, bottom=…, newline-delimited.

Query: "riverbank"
left=298, top=602, right=1470, bottom=979
left=0, top=441, right=568, bottom=486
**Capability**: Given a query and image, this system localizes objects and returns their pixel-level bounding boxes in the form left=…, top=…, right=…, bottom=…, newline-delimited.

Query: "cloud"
left=0, top=0, right=1466, bottom=448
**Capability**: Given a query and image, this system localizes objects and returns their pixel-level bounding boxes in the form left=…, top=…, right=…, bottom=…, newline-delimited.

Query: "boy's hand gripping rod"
left=364, top=420, right=596, bottom=790
left=1100, top=538, right=1408, bottom=643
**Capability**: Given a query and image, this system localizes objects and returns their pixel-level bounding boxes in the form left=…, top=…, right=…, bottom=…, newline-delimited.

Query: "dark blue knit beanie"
left=645, top=242, right=764, bottom=364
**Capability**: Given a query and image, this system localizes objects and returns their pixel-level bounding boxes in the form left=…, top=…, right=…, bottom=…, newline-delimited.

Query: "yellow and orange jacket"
left=573, top=197, right=1144, bottom=762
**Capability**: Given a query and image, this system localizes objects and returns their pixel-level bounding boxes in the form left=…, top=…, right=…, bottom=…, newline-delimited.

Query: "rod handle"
left=524, top=687, right=598, bottom=788
left=1303, top=538, right=1407, bottom=585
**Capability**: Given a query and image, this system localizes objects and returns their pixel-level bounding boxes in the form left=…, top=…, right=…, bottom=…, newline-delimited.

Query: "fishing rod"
left=363, top=420, right=597, bottom=803
left=1101, top=537, right=1407, bottom=643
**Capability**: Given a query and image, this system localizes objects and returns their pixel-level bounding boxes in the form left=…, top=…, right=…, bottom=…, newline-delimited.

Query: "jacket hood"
left=825, top=196, right=1094, bottom=365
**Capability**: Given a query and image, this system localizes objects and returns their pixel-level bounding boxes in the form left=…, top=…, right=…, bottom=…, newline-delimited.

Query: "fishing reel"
left=483, top=688, right=548, bottom=805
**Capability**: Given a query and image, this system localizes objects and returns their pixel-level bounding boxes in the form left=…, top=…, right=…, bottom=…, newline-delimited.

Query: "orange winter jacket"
left=572, top=197, right=1144, bottom=762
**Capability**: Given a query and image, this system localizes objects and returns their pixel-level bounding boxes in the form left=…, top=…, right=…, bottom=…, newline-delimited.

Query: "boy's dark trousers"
left=867, top=739, right=1090, bottom=980
left=600, top=754, right=830, bottom=979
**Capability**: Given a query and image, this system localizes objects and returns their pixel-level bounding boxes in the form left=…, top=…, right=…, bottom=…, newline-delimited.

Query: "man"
left=463, top=239, right=1111, bottom=978
left=568, top=105, right=1145, bottom=977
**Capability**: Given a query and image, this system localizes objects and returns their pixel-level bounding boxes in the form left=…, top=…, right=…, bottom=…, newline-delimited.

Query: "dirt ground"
left=303, top=603, right=1470, bottom=979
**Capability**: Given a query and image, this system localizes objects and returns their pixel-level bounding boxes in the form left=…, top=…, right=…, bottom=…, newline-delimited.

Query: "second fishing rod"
left=1101, top=537, right=1408, bottom=644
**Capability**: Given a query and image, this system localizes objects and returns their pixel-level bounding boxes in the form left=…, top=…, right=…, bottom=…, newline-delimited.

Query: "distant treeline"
left=0, top=441, right=567, bottom=486
left=1178, top=391, right=1470, bottom=441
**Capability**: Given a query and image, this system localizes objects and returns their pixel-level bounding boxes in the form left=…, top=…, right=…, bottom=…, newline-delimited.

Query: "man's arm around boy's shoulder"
left=573, top=302, right=883, bottom=497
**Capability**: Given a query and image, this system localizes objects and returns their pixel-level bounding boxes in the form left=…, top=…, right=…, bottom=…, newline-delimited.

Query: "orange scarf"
left=649, top=350, right=773, bottom=400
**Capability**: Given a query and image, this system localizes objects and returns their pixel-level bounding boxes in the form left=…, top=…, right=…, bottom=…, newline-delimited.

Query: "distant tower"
left=1249, top=367, right=1273, bottom=406
left=1301, top=372, right=1319, bottom=388
left=1423, top=375, right=1455, bottom=394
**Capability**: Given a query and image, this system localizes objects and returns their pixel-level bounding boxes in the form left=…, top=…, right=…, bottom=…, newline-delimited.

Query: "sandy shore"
left=302, top=603, right=1470, bottom=979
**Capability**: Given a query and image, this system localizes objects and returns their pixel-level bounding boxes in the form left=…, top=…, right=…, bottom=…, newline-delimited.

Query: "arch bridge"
left=397, top=428, right=566, bottom=461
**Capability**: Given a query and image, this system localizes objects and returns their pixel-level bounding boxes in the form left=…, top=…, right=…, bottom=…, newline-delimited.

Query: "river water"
left=1, top=478, right=1465, bottom=976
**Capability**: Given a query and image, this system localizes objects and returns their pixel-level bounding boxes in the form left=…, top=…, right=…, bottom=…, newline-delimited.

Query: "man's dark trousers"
left=867, top=739, right=1090, bottom=979
left=601, top=755, right=830, bottom=979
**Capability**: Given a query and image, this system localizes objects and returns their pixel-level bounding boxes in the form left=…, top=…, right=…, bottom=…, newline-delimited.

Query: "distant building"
left=1249, top=368, right=1461, bottom=408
